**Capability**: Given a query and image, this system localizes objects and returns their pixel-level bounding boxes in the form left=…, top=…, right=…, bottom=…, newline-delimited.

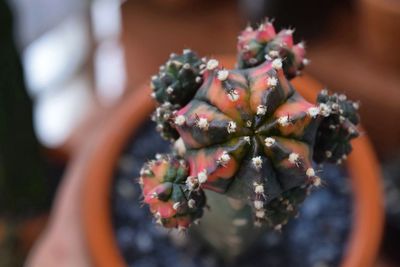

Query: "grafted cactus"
left=139, top=20, right=360, bottom=258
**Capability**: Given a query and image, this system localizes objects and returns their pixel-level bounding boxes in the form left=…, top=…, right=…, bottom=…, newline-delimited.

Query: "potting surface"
left=111, top=120, right=353, bottom=267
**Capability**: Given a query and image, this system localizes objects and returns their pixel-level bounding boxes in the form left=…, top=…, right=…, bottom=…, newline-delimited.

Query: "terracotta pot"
left=81, top=56, right=384, bottom=267
left=358, top=0, right=400, bottom=67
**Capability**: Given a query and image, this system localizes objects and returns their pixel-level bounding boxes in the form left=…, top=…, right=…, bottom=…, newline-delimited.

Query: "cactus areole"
left=140, top=20, right=360, bottom=233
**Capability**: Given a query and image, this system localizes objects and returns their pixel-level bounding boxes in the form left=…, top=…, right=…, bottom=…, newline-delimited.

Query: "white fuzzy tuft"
left=255, top=210, right=265, bottom=218
left=254, top=200, right=264, bottom=210
left=188, top=199, right=196, bottom=208
left=319, top=103, right=331, bottom=117
left=252, top=156, right=263, bottom=170
left=268, top=50, right=279, bottom=58
left=302, top=58, right=310, bottom=66
left=325, top=150, right=332, bottom=158
left=218, top=151, right=231, bottom=165
left=306, top=168, right=315, bottom=177
left=174, top=115, right=186, bottom=126
left=197, top=117, right=209, bottom=130
left=173, top=202, right=180, bottom=210
left=312, top=176, right=322, bottom=187
left=217, top=70, right=229, bottom=81
left=277, top=115, right=290, bottom=126
left=228, top=90, right=239, bottom=102
left=257, top=105, right=267, bottom=116
left=198, top=170, right=208, bottom=184
left=288, top=153, right=300, bottom=164
left=186, top=176, right=198, bottom=191
left=267, top=76, right=278, bottom=87
left=272, top=58, right=283, bottom=70
left=254, top=183, right=264, bottom=194
left=264, top=137, right=275, bottom=147
left=307, top=106, right=320, bottom=118
left=206, top=59, right=219, bottom=70
left=227, top=121, right=237, bottom=133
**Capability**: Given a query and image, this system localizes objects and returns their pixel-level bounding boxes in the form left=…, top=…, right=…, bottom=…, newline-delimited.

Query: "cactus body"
left=140, top=154, right=205, bottom=229
left=313, top=90, right=360, bottom=164
left=151, top=50, right=204, bottom=107
left=139, top=21, right=360, bottom=254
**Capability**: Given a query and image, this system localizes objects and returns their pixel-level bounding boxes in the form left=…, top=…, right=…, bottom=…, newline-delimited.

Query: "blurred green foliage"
left=0, top=0, right=49, bottom=218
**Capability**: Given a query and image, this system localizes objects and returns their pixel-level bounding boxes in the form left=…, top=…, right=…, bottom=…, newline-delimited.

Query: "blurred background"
left=0, top=0, right=399, bottom=266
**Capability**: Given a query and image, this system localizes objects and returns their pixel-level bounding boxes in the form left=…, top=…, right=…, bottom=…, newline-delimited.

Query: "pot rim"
left=81, top=57, right=384, bottom=267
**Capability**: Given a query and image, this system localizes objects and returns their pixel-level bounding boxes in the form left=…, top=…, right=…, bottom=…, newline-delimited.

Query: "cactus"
left=313, top=90, right=360, bottom=164
left=237, top=19, right=307, bottom=79
left=139, top=20, right=360, bottom=257
left=151, top=49, right=204, bottom=107
left=150, top=50, right=206, bottom=141
left=140, top=154, right=206, bottom=229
